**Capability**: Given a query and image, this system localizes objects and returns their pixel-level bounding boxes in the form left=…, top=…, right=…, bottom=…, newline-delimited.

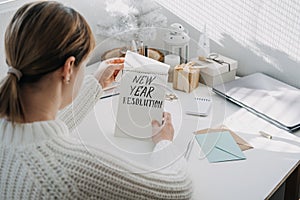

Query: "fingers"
left=108, top=64, right=124, bottom=80
left=151, top=113, right=174, bottom=144
left=98, top=64, right=124, bottom=88
left=162, top=112, right=172, bottom=124
left=108, top=63, right=124, bottom=72
left=151, top=120, right=160, bottom=128
left=103, top=64, right=124, bottom=78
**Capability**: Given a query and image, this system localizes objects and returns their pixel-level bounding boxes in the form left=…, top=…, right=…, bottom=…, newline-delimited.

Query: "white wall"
left=0, top=0, right=116, bottom=80
left=1, top=0, right=300, bottom=90
left=0, top=0, right=33, bottom=79
left=156, top=0, right=300, bottom=89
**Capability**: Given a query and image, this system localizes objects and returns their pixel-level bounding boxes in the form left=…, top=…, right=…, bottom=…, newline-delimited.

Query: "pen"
left=100, top=93, right=120, bottom=100
left=184, top=136, right=195, bottom=160
left=259, top=131, right=273, bottom=139
left=144, top=45, right=148, bottom=57
left=185, top=111, right=208, bottom=117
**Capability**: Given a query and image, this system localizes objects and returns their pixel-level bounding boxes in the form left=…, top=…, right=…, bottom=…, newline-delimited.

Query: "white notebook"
left=185, top=97, right=212, bottom=116
left=114, top=51, right=170, bottom=140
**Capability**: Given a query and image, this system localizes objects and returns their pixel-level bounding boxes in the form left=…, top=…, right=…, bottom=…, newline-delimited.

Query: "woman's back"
left=0, top=118, right=192, bottom=199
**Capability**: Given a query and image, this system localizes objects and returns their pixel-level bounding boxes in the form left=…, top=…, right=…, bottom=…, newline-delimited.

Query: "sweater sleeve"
left=57, top=75, right=103, bottom=132
left=61, top=143, right=193, bottom=200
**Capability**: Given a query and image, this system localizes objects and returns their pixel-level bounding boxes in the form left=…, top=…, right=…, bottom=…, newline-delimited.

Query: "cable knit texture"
left=0, top=75, right=192, bottom=199
left=57, top=75, right=103, bottom=132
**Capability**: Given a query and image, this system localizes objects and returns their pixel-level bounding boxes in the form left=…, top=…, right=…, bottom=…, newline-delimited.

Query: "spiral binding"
left=194, top=97, right=211, bottom=102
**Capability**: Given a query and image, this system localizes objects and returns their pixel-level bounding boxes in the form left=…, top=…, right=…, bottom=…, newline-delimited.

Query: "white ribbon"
left=7, top=67, right=22, bottom=81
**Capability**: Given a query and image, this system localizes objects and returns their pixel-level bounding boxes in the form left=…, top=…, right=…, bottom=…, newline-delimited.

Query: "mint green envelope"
left=195, top=131, right=246, bottom=163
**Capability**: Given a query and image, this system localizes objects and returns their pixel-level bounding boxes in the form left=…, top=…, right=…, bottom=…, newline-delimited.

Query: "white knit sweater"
left=0, top=75, right=192, bottom=200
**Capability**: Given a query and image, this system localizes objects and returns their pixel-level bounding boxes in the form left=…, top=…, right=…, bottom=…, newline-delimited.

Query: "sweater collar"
left=0, top=118, right=69, bottom=146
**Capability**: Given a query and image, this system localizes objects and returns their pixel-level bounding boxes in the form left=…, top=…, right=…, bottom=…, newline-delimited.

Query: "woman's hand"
left=94, top=64, right=124, bottom=88
left=151, top=112, right=174, bottom=144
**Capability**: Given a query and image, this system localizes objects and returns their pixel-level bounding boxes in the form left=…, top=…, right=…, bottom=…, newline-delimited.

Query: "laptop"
left=213, top=73, right=300, bottom=132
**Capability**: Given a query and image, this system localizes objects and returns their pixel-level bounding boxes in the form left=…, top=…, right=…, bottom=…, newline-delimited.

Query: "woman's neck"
left=20, top=81, right=61, bottom=123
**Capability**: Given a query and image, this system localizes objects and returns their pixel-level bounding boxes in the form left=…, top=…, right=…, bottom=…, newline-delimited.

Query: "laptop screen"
left=213, top=73, right=300, bottom=132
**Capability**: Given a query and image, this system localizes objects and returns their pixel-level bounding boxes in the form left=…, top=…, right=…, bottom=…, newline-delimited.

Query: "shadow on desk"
left=236, top=131, right=300, bottom=157
left=271, top=137, right=300, bottom=150
left=234, top=131, right=300, bottom=200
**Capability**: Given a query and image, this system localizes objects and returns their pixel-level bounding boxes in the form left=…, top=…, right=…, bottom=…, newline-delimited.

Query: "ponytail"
left=1, top=1, right=95, bottom=123
left=0, top=74, right=24, bottom=122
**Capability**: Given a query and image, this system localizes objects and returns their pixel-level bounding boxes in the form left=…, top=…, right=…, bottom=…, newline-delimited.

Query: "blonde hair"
left=0, top=1, right=95, bottom=123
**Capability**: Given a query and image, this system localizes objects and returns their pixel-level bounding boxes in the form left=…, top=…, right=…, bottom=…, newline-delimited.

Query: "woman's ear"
left=62, top=56, right=76, bottom=84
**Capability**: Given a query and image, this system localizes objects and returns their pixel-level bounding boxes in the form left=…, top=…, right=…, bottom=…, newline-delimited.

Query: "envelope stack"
left=194, top=126, right=253, bottom=163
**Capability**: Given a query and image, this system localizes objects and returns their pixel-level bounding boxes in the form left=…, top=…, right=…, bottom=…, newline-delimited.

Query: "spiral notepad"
left=185, top=97, right=212, bottom=116
left=114, top=51, right=170, bottom=140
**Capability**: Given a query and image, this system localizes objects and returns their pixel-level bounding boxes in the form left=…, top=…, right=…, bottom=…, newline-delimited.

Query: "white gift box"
left=190, top=54, right=238, bottom=87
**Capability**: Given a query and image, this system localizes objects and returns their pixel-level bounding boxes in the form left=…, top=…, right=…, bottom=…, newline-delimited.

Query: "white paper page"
left=114, top=51, right=170, bottom=140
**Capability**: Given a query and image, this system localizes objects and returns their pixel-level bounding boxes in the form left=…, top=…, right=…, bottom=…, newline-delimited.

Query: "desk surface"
left=78, top=63, right=300, bottom=200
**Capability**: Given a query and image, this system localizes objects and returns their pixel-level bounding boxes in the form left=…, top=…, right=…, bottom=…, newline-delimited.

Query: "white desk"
left=76, top=63, right=300, bottom=200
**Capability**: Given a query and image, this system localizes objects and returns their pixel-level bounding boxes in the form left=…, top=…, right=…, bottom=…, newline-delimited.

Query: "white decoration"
left=97, top=0, right=167, bottom=42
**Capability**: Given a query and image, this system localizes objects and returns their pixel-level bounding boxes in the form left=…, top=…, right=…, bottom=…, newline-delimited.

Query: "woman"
left=0, top=1, right=192, bottom=199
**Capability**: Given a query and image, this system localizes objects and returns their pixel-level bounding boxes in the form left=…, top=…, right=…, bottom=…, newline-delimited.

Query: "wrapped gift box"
left=173, top=62, right=200, bottom=93
left=191, top=54, right=238, bottom=87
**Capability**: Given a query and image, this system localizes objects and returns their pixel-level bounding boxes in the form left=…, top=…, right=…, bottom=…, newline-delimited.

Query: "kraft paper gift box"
left=191, top=54, right=238, bottom=87
left=173, top=62, right=200, bottom=93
